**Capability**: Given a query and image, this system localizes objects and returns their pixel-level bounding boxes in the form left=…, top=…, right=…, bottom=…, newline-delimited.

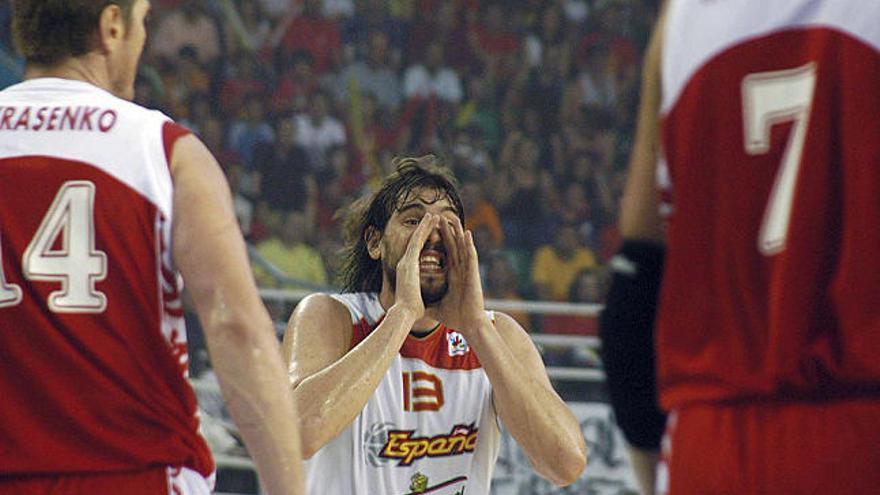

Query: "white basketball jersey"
left=305, top=293, right=501, bottom=495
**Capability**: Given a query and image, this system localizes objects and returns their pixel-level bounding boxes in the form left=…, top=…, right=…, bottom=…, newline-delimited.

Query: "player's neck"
left=378, top=285, right=441, bottom=334
left=25, top=56, right=112, bottom=93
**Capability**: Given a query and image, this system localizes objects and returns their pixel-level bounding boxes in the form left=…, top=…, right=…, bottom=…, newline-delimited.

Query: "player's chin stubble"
left=384, top=262, right=448, bottom=307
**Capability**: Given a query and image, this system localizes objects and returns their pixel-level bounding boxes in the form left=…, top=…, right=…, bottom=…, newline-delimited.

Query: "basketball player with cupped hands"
left=284, top=157, right=587, bottom=495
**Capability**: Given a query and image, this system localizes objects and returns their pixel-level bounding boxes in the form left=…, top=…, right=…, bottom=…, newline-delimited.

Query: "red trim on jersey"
left=162, top=121, right=191, bottom=171
left=350, top=316, right=483, bottom=371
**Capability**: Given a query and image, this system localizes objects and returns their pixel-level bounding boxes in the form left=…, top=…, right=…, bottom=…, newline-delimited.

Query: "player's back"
left=0, top=78, right=212, bottom=477
left=657, top=0, right=880, bottom=409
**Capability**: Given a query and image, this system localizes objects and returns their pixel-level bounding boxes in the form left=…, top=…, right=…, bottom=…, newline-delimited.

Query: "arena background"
left=0, top=0, right=659, bottom=492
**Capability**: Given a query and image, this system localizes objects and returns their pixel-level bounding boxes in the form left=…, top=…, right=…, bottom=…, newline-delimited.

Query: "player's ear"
left=365, top=226, right=382, bottom=260
left=97, top=4, right=126, bottom=54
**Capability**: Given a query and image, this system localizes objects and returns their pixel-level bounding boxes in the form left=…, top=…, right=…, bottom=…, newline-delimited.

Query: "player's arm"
left=282, top=214, right=440, bottom=458
left=170, top=134, right=304, bottom=495
left=599, top=5, right=668, bottom=495
left=470, top=312, right=587, bottom=486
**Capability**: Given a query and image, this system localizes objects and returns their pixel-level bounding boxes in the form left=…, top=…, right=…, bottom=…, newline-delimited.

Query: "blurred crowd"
left=0, top=0, right=660, bottom=338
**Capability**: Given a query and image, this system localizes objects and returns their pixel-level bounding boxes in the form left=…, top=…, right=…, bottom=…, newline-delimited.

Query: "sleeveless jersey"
left=657, top=1, right=880, bottom=409
left=305, top=293, right=501, bottom=495
left=0, top=78, right=213, bottom=477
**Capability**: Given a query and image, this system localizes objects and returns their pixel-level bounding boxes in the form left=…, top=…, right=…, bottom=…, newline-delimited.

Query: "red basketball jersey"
left=0, top=79, right=213, bottom=477
left=657, top=1, right=880, bottom=409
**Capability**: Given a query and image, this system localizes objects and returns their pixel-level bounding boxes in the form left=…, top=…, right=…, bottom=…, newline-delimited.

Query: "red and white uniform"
left=0, top=79, right=213, bottom=492
left=657, top=1, right=880, bottom=492
left=305, top=293, right=501, bottom=495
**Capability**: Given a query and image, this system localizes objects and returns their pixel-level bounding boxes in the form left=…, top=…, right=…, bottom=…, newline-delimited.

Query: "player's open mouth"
left=419, top=248, right=446, bottom=273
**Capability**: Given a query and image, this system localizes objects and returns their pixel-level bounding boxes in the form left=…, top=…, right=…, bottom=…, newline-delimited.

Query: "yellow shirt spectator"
left=531, top=224, right=597, bottom=301
left=252, top=211, right=328, bottom=288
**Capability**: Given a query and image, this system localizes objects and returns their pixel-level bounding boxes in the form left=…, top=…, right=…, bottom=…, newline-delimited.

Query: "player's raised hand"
left=438, top=214, right=488, bottom=335
left=394, top=213, right=440, bottom=319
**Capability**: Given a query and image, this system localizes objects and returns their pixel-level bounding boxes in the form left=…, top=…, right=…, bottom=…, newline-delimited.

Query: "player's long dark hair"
left=339, top=156, right=465, bottom=293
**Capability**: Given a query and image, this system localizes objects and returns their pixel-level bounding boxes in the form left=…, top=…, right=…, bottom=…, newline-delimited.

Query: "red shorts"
left=658, top=399, right=880, bottom=495
left=0, top=466, right=212, bottom=495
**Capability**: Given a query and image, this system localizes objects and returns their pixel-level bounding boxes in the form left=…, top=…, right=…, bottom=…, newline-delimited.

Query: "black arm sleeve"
left=599, top=240, right=668, bottom=450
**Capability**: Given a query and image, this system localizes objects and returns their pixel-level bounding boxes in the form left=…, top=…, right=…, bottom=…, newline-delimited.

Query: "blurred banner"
left=491, top=402, right=639, bottom=495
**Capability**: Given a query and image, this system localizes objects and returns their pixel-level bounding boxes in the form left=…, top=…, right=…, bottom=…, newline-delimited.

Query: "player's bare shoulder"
left=284, top=293, right=354, bottom=375
left=490, top=311, right=532, bottom=345
left=290, top=293, right=351, bottom=328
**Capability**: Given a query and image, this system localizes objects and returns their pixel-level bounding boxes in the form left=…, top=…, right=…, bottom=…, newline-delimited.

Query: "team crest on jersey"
left=446, top=331, right=469, bottom=357
left=410, top=472, right=429, bottom=492
left=403, top=472, right=467, bottom=495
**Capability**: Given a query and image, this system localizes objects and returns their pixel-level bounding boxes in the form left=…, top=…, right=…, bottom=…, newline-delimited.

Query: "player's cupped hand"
left=438, top=215, right=489, bottom=336
left=394, top=212, right=440, bottom=319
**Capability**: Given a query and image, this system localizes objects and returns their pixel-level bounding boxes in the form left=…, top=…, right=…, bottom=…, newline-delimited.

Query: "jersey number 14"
left=0, top=180, right=108, bottom=313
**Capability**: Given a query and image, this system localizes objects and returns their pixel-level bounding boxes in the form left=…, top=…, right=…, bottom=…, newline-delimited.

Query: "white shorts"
left=167, top=466, right=216, bottom=495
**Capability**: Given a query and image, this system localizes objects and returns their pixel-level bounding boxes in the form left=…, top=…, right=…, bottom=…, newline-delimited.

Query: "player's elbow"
left=534, top=441, right=587, bottom=487
left=549, top=444, right=588, bottom=486
left=297, top=414, right=329, bottom=460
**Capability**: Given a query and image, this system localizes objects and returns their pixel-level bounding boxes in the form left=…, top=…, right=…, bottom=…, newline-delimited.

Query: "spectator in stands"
left=178, top=91, right=212, bottom=133
left=470, top=2, right=522, bottom=63
left=196, top=115, right=239, bottom=170
left=254, top=210, right=329, bottom=289
left=227, top=163, right=256, bottom=238
left=495, top=134, right=552, bottom=250
left=555, top=180, right=594, bottom=236
left=449, top=126, right=493, bottom=177
left=294, top=91, right=347, bottom=170
left=219, top=49, right=271, bottom=117
left=574, top=44, right=620, bottom=111
left=525, top=43, right=571, bottom=140
left=0, top=3, right=22, bottom=90
left=272, top=51, right=322, bottom=116
left=322, top=0, right=355, bottom=20
left=224, top=0, right=272, bottom=53
left=403, top=41, right=463, bottom=105
left=228, top=93, right=275, bottom=170
left=151, top=0, right=223, bottom=66
left=343, top=0, right=406, bottom=63
left=543, top=267, right=606, bottom=336
left=258, top=0, right=290, bottom=22
left=335, top=30, right=402, bottom=110
left=160, top=45, right=211, bottom=119
left=483, top=252, right=533, bottom=332
left=270, top=0, right=342, bottom=74
left=254, top=118, right=316, bottom=214
left=531, top=223, right=597, bottom=301
left=524, top=4, right=568, bottom=68
left=455, top=76, right=502, bottom=153
left=461, top=179, right=504, bottom=248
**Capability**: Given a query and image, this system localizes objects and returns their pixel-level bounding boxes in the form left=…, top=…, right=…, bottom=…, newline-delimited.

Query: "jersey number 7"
left=742, top=62, right=817, bottom=256
left=0, top=180, right=108, bottom=313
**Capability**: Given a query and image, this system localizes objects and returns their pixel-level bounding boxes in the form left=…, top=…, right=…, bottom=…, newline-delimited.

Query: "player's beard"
left=383, top=258, right=448, bottom=306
